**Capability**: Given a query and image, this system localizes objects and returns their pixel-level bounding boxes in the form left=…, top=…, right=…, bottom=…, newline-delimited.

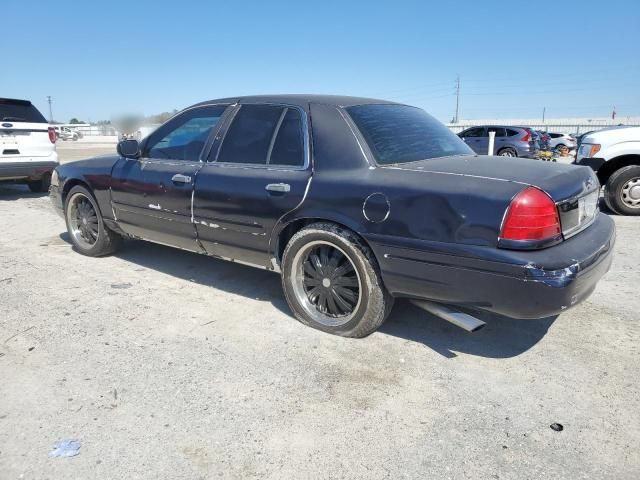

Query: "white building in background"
left=447, top=117, right=640, bottom=134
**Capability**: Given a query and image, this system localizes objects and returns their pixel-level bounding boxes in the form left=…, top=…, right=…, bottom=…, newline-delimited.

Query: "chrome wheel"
left=621, top=177, right=640, bottom=209
left=67, top=193, right=99, bottom=249
left=290, top=241, right=362, bottom=327
left=499, top=149, right=516, bottom=157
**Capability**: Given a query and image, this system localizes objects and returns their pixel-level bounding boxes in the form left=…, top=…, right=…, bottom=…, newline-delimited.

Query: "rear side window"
left=488, top=127, right=506, bottom=137
left=0, top=99, right=47, bottom=123
left=549, top=133, right=562, bottom=138
left=347, top=104, right=473, bottom=165
left=218, top=105, right=283, bottom=164
left=269, top=108, right=305, bottom=166
left=506, top=129, right=520, bottom=136
left=217, top=104, right=305, bottom=167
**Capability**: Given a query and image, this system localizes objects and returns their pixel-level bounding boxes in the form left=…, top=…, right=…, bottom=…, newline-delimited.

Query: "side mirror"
left=117, top=139, right=140, bottom=159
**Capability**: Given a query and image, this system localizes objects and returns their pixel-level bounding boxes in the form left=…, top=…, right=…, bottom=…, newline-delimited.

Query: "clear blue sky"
left=4, top=0, right=639, bottom=123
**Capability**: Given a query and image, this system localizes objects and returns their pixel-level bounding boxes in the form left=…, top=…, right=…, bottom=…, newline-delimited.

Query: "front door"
left=192, top=103, right=311, bottom=267
left=460, top=127, right=486, bottom=154
left=110, top=104, right=228, bottom=250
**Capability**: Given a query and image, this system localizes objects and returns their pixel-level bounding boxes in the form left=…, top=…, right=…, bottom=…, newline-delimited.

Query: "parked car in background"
left=575, top=126, right=640, bottom=215
left=458, top=126, right=539, bottom=157
left=54, top=126, right=80, bottom=141
left=0, top=97, right=58, bottom=192
left=548, top=132, right=577, bottom=150
left=50, top=95, right=613, bottom=337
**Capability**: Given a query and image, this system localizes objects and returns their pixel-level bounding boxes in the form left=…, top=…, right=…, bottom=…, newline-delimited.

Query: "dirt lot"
left=1, top=143, right=638, bottom=479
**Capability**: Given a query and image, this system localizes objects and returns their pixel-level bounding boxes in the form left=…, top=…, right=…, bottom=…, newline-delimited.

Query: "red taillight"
left=500, top=187, right=561, bottom=242
left=48, top=127, right=56, bottom=144
left=521, top=130, right=531, bottom=142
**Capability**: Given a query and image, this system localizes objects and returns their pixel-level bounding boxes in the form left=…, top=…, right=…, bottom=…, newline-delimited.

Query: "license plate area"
left=558, top=190, right=599, bottom=239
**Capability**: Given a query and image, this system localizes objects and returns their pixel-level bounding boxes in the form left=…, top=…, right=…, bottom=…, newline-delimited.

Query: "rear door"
left=488, top=126, right=507, bottom=154
left=193, top=103, right=311, bottom=267
left=0, top=99, right=53, bottom=161
left=110, top=104, right=229, bottom=250
left=459, top=127, right=486, bottom=154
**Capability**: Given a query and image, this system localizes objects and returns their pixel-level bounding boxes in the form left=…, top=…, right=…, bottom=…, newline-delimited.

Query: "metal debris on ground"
left=49, top=439, right=81, bottom=457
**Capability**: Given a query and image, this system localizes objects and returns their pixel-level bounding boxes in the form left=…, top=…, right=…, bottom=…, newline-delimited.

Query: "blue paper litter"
left=49, top=439, right=81, bottom=458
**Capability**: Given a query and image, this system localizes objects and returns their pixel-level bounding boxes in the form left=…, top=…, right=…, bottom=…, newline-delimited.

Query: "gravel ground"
left=0, top=143, right=638, bottom=479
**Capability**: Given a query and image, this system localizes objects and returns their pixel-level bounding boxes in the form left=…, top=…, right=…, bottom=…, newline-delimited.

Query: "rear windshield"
left=0, top=99, right=47, bottom=123
left=346, top=104, right=473, bottom=165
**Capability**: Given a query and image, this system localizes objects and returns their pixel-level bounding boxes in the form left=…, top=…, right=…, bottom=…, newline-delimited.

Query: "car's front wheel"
left=281, top=222, right=393, bottom=337
left=64, top=185, right=123, bottom=256
left=605, top=165, right=640, bottom=215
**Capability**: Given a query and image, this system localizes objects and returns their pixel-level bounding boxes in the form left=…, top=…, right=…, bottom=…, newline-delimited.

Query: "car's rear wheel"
left=64, top=185, right=123, bottom=256
left=27, top=173, right=51, bottom=193
left=604, top=165, right=640, bottom=216
left=498, top=147, right=517, bottom=157
left=281, top=222, right=393, bottom=337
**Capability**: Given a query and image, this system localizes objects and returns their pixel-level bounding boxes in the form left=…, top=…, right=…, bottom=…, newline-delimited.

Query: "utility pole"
left=454, top=75, right=460, bottom=124
left=542, top=106, right=546, bottom=123
left=47, top=96, right=53, bottom=123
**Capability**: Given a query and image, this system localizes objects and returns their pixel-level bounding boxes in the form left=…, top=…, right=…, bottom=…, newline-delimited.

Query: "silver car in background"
left=457, top=126, right=539, bottom=158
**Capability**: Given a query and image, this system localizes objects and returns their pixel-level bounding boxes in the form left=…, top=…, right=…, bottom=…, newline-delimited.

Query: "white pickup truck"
left=575, top=126, right=640, bottom=215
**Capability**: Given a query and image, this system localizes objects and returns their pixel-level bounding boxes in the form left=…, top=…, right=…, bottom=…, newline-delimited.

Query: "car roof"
left=0, top=98, right=33, bottom=105
left=191, top=94, right=398, bottom=109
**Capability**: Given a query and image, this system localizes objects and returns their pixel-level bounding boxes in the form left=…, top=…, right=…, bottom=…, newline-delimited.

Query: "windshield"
left=346, top=104, right=473, bottom=165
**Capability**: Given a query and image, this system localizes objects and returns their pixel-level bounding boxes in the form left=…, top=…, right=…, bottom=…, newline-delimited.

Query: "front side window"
left=217, top=104, right=305, bottom=167
left=347, top=104, right=473, bottom=165
left=145, top=105, right=227, bottom=161
left=462, top=127, right=485, bottom=138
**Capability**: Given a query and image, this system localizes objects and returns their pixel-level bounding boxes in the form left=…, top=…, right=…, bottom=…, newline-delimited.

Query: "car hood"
left=382, top=155, right=597, bottom=201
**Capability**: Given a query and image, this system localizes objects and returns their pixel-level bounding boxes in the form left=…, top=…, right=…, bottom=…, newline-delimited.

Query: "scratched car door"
left=110, top=104, right=228, bottom=250
left=192, top=103, right=311, bottom=267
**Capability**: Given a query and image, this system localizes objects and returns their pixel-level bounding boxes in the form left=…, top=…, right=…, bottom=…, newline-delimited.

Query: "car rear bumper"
left=0, top=153, right=58, bottom=181
left=365, top=213, right=615, bottom=319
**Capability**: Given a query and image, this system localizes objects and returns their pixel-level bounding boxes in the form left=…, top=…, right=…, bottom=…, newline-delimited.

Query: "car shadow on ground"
left=381, top=301, right=557, bottom=359
left=0, top=184, right=47, bottom=200
left=59, top=234, right=557, bottom=359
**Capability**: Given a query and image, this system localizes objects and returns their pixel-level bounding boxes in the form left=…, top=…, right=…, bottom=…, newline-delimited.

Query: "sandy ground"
left=0, top=143, right=638, bottom=479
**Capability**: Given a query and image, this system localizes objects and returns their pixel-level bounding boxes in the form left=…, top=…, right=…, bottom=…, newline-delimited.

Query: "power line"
left=454, top=75, right=460, bottom=123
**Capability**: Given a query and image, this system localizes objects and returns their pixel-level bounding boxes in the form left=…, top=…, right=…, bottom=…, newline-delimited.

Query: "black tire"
left=64, top=185, right=123, bottom=256
left=498, top=147, right=517, bottom=157
left=281, top=222, right=394, bottom=338
left=27, top=173, right=51, bottom=193
left=604, top=165, right=640, bottom=216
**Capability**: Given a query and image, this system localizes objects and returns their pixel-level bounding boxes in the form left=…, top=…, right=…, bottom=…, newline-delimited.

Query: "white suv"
left=575, top=126, right=640, bottom=215
left=0, top=98, right=58, bottom=192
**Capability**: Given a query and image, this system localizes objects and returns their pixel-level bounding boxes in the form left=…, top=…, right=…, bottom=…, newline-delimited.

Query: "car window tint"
left=218, top=104, right=284, bottom=164
left=347, top=104, right=473, bottom=164
left=268, top=108, right=305, bottom=166
left=146, top=105, right=226, bottom=161
left=488, top=127, right=506, bottom=137
left=464, top=127, right=484, bottom=137
left=0, top=99, right=47, bottom=123
left=506, top=128, right=519, bottom=136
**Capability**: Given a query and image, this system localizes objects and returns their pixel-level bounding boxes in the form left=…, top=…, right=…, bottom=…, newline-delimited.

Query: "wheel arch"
left=61, top=178, right=92, bottom=206
left=597, top=154, right=640, bottom=186
left=497, top=146, right=517, bottom=156
left=272, top=215, right=375, bottom=267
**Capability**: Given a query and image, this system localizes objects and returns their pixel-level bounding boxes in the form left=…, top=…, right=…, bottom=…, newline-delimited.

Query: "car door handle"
left=171, top=174, right=192, bottom=184
left=265, top=183, right=290, bottom=193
